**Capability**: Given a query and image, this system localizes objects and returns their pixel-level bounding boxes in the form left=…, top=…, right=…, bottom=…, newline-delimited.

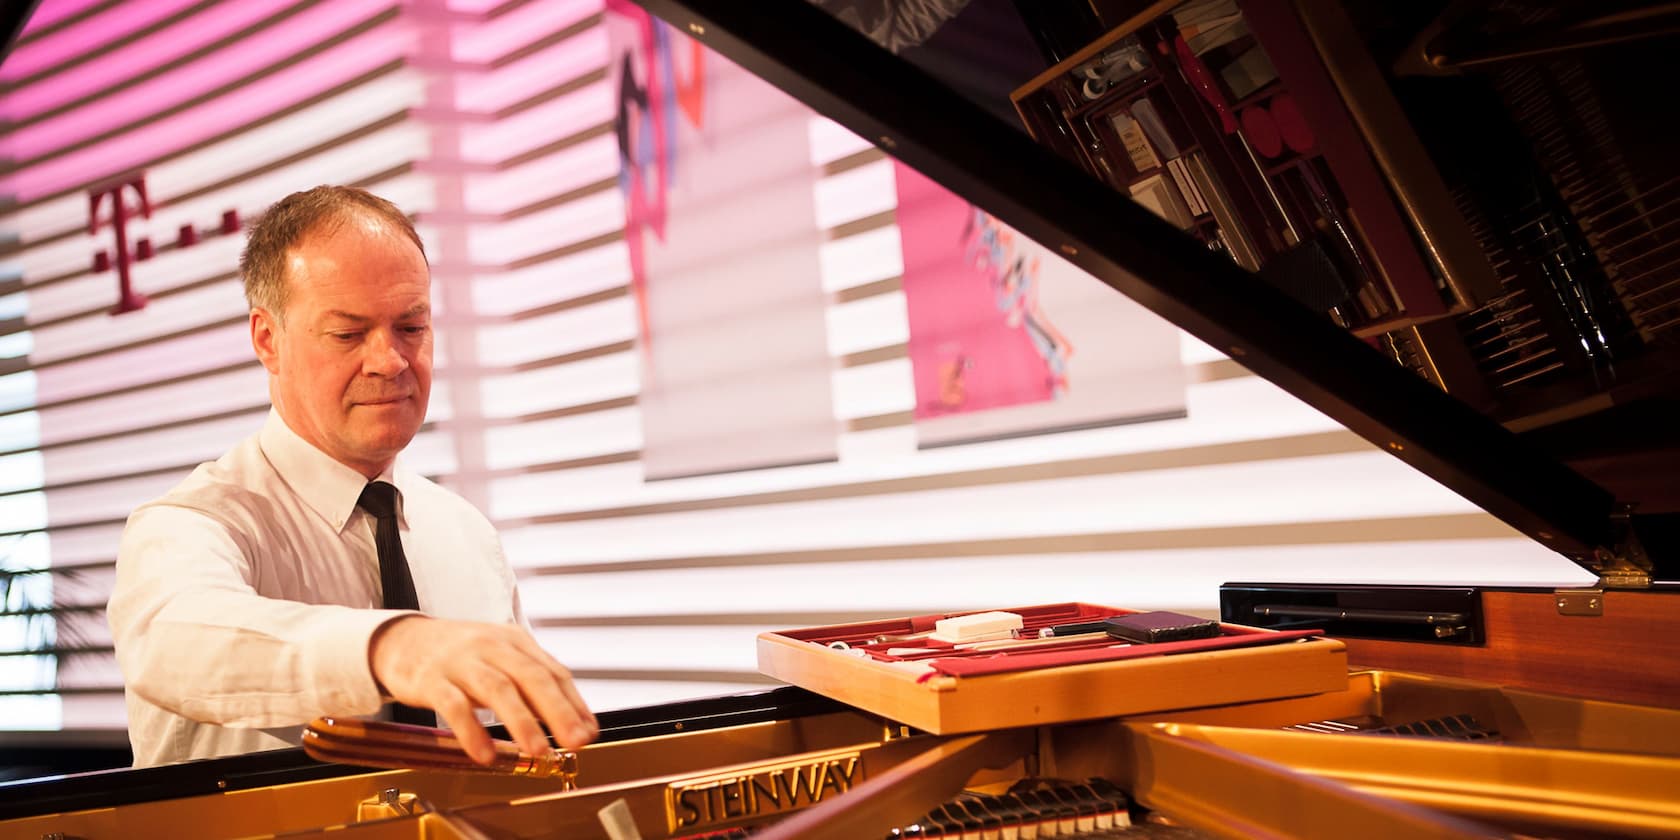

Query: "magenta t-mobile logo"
left=88, top=172, right=241, bottom=315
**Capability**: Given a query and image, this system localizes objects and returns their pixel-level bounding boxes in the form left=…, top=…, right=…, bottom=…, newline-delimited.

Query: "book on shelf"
left=1130, top=173, right=1196, bottom=231
left=1129, top=99, right=1180, bottom=160
left=1167, top=157, right=1208, bottom=217
left=1108, top=110, right=1161, bottom=174
left=1188, top=154, right=1261, bottom=270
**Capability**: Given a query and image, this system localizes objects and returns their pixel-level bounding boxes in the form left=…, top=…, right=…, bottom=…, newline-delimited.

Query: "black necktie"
left=357, top=481, right=434, bottom=727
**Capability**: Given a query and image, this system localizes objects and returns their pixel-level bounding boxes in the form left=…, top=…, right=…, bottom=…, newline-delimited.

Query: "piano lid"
left=631, top=0, right=1677, bottom=585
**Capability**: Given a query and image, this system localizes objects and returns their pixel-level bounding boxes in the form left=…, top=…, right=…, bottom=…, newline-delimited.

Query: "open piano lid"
left=631, top=0, right=1677, bottom=588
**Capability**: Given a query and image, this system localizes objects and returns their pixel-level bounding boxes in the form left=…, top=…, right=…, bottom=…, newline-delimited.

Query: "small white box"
left=930, top=611, right=1024, bottom=643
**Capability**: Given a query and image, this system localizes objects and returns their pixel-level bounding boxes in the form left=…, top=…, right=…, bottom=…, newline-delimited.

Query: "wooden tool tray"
left=757, top=602, right=1348, bottom=734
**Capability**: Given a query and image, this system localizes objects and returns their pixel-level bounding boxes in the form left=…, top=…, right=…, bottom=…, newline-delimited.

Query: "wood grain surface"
left=1344, top=590, right=1680, bottom=709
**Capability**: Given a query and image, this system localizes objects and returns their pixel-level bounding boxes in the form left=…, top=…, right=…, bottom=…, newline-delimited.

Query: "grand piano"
left=3, top=0, right=1678, bottom=837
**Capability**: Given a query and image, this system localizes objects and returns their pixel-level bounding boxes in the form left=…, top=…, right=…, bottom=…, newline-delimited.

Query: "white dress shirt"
left=108, top=410, right=523, bottom=767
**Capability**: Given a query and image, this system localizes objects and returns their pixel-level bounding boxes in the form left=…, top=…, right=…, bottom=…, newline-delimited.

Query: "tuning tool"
left=303, top=716, right=578, bottom=786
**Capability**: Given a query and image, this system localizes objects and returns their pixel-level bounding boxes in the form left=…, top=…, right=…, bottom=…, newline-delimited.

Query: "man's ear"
left=251, top=308, right=282, bottom=375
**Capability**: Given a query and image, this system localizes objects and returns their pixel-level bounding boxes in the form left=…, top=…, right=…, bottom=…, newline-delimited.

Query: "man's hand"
left=368, top=616, right=597, bottom=764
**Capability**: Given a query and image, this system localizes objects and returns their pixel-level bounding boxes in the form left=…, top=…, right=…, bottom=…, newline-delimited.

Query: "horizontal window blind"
left=0, top=0, right=1593, bottom=744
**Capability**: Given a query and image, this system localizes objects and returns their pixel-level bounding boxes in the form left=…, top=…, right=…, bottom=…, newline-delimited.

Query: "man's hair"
left=239, top=185, right=427, bottom=320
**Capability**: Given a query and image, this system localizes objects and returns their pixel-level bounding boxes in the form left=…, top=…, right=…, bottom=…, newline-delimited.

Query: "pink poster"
left=895, top=162, right=1187, bottom=446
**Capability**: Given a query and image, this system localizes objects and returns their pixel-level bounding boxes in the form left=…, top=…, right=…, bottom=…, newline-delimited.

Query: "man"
left=107, top=186, right=596, bottom=767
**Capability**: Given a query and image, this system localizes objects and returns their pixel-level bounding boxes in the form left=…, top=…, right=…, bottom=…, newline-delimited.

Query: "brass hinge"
left=1597, top=565, right=1651, bottom=590
left=1590, top=547, right=1652, bottom=590
left=1555, top=588, right=1604, bottom=616
left=1585, top=509, right=1654, bottom=590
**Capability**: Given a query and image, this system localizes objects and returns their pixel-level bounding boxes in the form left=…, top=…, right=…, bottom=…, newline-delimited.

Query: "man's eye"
left=401, top=325, right=428, bottom=336
left=331, top=332, right=362, bottom=342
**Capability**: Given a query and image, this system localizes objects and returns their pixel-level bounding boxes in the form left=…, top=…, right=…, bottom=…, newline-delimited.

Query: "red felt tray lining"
left=774, top=603, right=1323, bottom=679
left=779, top=603, right=1116, bottom=646
left=918, top=628, right=1326, bottom=679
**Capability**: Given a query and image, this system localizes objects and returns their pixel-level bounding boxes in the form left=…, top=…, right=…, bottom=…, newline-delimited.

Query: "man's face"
left=251, top=214, right=433, bottom=478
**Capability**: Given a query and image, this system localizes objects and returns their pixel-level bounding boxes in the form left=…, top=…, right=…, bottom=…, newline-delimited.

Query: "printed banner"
left=894, top=161, right=1187, bottom=446
left=607, top=2, right=838, bottom=480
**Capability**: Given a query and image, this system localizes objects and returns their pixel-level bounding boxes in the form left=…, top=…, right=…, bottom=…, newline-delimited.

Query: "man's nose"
left=362, top=330, right=410, bottom=377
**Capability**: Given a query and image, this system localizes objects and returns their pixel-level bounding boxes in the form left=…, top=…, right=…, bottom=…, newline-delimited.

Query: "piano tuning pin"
left=134, top=238, right=153, bottom=260
left=221, top=209, right=241, bottom=234
left=93, top=250, right=110, bottom=272
left=178, top=224, right=199, bottom=247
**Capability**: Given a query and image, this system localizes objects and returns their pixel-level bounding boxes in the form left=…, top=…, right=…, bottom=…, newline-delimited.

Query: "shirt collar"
left=258, top=409, right=406, bottom=534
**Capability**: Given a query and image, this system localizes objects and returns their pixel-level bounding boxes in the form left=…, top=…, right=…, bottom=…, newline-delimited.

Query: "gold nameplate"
left=665, top=747, right=865, bottom=832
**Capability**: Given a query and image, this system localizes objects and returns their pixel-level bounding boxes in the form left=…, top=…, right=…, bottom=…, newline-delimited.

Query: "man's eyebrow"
left=322, top=304, right=431, bottom=323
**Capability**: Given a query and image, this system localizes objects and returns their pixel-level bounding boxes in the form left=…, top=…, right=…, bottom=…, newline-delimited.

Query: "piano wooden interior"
left=4, top=669, right=1680, bottom=838
left=3, top=0, right=1677, bottom=837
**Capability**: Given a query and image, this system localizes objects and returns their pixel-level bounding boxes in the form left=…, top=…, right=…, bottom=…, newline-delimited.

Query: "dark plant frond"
left=0, top=605, right=104, bottom=618
left=0, top=565, right=94, bottom=578
left=0, top=644, right=114, bottom=658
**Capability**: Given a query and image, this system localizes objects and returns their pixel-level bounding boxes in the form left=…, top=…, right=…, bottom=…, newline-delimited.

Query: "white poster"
left=607, top=2, right=839, bottom=480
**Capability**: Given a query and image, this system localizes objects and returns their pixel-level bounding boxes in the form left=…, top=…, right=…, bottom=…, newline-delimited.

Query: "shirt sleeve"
left=495, top=536, right=533, bottom=633
left=108, top=504, right=412, bottom=729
